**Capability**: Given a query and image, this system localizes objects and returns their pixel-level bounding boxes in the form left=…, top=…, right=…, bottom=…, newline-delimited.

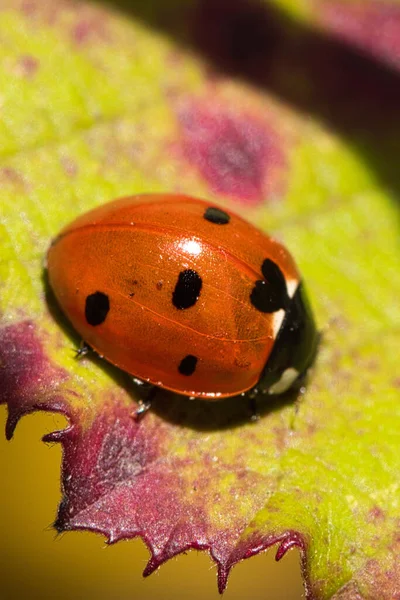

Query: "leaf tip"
left=217, top=563, right=230, bottom=594
left=275, top=530, right=306, bottom=562
left=42, top=427, right=71, bottom=443
left=142, top=555, right=160, bottom=578
left=5, top=410, right=19, bottom=440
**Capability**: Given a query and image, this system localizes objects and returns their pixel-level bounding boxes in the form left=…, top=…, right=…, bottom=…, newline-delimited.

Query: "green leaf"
left=1, top=1, right=400, bottom=598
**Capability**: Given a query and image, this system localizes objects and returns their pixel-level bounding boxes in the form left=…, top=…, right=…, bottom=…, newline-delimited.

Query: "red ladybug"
left=47, top=194, right=318, bottom=413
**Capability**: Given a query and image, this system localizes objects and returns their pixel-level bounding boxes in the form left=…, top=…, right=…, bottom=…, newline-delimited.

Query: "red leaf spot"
left=60, top=156, right=78, bottom=177
left=367, top=505, right=385, bottom=522
left=16, top=55, right=39, bottom=78
left=0, top=321, right=68, bottom=439
left=21, top=0, right=38, bottom=16
left=18, top=1, right=111, bottom=46
left=72, top=15, right=110, bottom=46
left=0, top=167, right=25, bottom=187
left=358, top=559, right=400, bottom=599
left=20, top=0, right=61, bottom=25
left=178, top=102, right=286, bottom=204
left=322, top=2, right=400, bottom=70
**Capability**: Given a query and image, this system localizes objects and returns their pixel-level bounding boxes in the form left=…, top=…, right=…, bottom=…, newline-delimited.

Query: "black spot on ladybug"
left=85, top=292, right=110, bottom=326
left=204, top=206, right=230, bottom=225
left=172, top=269, right=202, bottom=309
left=261, top=259, right=287, bottom=292
left=178, top=354, right=198, bottom=376
left=250, top=259, right=289, bottom=313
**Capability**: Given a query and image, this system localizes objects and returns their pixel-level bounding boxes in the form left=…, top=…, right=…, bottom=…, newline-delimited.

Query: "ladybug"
left=47, top=194, right=318, bottom=415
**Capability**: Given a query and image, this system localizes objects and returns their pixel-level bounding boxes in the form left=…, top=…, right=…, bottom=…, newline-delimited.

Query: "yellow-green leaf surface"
left=1, top=1, right=400, bottom=598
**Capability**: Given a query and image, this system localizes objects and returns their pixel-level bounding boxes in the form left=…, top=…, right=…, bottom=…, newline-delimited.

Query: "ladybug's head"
left=258, top=283, right=319, bottom=395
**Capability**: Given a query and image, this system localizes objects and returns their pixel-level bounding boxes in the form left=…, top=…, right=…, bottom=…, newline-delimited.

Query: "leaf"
left=1, top=1, right=400, bottom=598
left=317, top=0, right=400, bottom=70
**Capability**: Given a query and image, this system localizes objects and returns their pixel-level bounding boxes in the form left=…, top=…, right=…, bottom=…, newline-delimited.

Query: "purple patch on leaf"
left=321, top=2, right=400, bottom=71
left=0, top=320, right=68, bottom=439
left=1, top=322, right=311, bottom=593
left=50, top=400, right=307, bottom=593
left=178, top=102, right=286, bottom=204
left=53, top=402, right=205, bottom=556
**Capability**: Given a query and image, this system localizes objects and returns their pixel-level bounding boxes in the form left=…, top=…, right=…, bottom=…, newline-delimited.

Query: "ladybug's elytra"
left=47, top=194, right=318, bottom=410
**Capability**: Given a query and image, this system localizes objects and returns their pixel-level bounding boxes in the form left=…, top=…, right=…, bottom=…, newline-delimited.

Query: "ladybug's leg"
left=132, top=379, right=157, bottom=421
left=247, top=389, right=260, bottom=422
left=134, top=399, right=152, bottom=419
left=74, top=340, right=91, bottom=359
